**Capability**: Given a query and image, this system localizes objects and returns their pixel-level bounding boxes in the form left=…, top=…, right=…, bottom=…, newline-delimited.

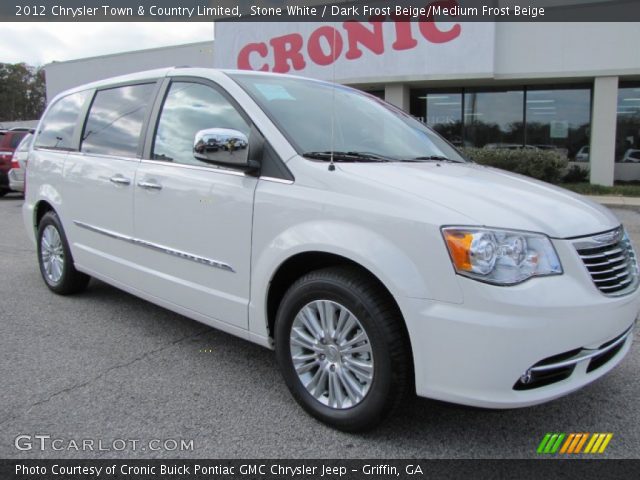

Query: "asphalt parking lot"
left=1, top=193, right=639, bottom=459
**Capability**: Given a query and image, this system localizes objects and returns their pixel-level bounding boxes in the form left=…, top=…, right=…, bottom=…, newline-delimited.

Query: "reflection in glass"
left=82, top=84, right=155, bottom=157
left=463, top=90, right=524, bottom=148
left=411, top=92, right=463, bottom=147
left=35, top=91, right=90, bottom=150
left=616, top=84, right=640, bottom=163
left=153, top=82, right=250, bottom=167
left=525, top=88, right=590, bottom=159
left=410, top=86, right=593, bottom=160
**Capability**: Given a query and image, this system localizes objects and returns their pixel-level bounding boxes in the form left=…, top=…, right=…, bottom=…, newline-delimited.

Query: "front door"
left=132, top=80, right=257, bottom=330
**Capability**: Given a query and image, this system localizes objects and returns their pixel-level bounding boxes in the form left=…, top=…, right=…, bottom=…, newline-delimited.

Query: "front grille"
left=575, top=228, right=639, bottom=296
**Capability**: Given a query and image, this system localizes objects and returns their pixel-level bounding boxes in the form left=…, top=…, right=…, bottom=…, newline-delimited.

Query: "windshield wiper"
left=405, top=155, right=464, bottom=163
left=303, top=151, right=392, bottom=162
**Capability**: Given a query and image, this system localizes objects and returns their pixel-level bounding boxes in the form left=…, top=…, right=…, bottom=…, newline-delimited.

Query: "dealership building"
left=44, top=21, right=640, bottom=185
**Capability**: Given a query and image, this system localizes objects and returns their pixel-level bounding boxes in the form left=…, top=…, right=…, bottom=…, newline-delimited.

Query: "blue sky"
left=0, top=23, right=214, bottom=66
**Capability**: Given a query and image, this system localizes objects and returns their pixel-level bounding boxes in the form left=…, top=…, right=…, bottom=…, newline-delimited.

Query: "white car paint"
left=23, top=68, right=639, bottom=410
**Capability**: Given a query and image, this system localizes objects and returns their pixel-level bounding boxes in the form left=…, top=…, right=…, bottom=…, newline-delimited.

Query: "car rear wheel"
left=274, top=266, right=412, bottom=431
left=0, top=190, right=7, bottom=197
left=37, top=211, right=90, bottom=295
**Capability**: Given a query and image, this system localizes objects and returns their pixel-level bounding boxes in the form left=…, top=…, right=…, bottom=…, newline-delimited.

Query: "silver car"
left=8, top=133, right=32, bottom=193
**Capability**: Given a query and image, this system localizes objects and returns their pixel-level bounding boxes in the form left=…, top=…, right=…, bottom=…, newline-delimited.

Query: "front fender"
left=249, top=219, right=463, bottom=340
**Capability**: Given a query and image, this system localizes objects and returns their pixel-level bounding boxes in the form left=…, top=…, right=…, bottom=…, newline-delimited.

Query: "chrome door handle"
left=109, top=175, right=131, bottom=186
left=137, top=181, right=162, bottom=190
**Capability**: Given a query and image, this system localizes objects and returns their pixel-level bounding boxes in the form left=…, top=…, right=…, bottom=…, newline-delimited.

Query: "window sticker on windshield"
left=255, top=83, right=295, bottom=101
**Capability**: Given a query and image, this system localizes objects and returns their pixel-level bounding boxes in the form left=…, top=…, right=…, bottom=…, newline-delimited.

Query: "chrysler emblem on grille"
left=592, top=228, right=623, bottom=244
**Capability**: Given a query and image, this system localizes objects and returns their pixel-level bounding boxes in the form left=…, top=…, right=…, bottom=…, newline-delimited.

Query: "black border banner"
left=2, top=459, right=640, bottom=480
left=5, top=0, right=640, bottom=22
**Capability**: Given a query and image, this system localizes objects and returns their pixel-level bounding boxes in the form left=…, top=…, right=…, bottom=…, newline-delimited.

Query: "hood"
left=337, top=162, right=619, bottom=238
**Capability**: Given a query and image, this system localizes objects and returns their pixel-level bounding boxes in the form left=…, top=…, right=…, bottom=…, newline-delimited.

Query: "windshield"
left=229, top=73, right=466, bottom=163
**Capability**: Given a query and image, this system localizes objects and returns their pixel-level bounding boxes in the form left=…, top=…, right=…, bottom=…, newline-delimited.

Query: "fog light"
left=520, top=369, right=533, bottom=384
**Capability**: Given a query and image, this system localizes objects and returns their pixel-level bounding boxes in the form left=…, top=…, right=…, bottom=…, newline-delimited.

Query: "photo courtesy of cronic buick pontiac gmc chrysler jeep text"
left=23, top=68, right=639, bottom=431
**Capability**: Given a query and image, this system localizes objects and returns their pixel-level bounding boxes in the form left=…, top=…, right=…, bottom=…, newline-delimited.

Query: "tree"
left=0, top=63, right=46, bottom=122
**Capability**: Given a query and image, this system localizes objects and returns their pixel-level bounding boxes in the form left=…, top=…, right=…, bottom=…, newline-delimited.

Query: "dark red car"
left=0, top=129, right=29, bottom=196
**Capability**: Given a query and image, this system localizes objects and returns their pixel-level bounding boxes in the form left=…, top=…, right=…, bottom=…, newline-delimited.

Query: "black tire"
left=274, top=266, right=412, bottom=431
left=37, top=211, right=90, bottom=295
left=0, top=189, right=7, bottom=197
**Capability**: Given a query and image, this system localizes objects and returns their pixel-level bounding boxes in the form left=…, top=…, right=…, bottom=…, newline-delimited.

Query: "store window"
left=410, top=85, right=592, bottom=159
left=463, top=90, right=524, bottom=148
left=525, top=87, right=591, bottom=160
left=616, top=83, right=640, bottom=163
left=411, top=91, right=463, bottom=146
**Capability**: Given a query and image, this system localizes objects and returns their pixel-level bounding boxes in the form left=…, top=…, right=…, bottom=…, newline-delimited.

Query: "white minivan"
left=24, top=68, right=639, bottom=431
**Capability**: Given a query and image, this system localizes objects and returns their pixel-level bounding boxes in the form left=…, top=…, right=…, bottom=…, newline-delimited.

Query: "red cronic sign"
left=237, top=1, right=462, bottom=73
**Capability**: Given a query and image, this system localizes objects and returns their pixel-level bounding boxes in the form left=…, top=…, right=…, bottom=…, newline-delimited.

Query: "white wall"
left=44, top=41, right=215, bottom=101
left=494, top=23, right=640, bottom=80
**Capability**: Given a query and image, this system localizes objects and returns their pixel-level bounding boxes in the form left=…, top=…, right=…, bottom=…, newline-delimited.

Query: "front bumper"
left=402, top=237, right=640, bottom=408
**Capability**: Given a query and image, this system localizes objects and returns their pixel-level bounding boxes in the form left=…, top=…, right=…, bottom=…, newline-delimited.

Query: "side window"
left=81, top=83, right=155, bottom=157
left=152, top=82, right=251, bottom=167
left=35, top=90, right=90, bottom=150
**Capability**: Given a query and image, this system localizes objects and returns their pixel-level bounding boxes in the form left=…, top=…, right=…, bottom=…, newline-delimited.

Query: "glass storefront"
left=410, top=85, right=592, bottom=159
left=616, top=82, right=640, bottom=163
left=525, top=88, right=591, bottom=160
left=464, top=89, right=524, bottom=149
left=410, top=92, right=463, bottom=145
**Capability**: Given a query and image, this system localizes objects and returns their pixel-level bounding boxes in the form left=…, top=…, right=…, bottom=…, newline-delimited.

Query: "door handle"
left=109, top=175, right=131, bottom=186
left=137, top=181, right=163, bottom=191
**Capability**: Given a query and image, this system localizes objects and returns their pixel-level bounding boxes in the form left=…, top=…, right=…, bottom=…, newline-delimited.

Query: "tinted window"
left=463, top=90, right=524, bottom=148
left=35, top=91, right=90, bottom=150
left=411, top=92, right=463, bottom=147
left=616, top=83, right=640, bottom=164
left=153, top=82, right=250, bottom=167
left=82, top=83, right=155, bottom=157
left=525, top=88, right=591, bottom=160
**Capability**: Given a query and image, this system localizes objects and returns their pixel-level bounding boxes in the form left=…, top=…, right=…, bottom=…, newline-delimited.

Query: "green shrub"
left=459, top=147, right=568, bottom=183
left=562, top=165, right=589, bottom=183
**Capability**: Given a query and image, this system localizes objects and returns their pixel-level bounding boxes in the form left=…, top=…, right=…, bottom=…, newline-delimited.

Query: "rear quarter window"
left=35, top=90, right=91, bottom=150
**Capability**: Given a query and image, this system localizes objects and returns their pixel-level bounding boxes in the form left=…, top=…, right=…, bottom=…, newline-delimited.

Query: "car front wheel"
left=275, top=266, right=412, bottom=431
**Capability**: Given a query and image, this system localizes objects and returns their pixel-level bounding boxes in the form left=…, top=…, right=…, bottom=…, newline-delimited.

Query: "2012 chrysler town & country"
left=24, top=68, right=639, bottom=431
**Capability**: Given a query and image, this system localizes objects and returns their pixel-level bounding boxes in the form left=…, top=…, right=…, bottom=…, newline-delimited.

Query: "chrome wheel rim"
left=41, top=225, right=64, bottom=284
left=290, top=300, right=374, bottom=409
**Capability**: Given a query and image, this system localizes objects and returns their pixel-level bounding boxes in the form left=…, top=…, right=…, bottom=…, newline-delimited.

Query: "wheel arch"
left=265, top=251, right=411, bottom=355
left=34, top=199, right=55, bottom=230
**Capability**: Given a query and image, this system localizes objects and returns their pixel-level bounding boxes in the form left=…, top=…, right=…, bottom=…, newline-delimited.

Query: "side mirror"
left=193, top=128, right=254, bottom=169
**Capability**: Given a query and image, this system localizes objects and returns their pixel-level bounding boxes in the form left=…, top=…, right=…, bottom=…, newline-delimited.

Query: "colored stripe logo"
left=537, top=433, right=613, bottom=454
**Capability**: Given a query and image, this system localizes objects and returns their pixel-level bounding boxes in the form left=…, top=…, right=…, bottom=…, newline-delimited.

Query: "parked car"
left=8, top=133, right=33, bottom=194
left=0, top=129, right=29, bottom=196
left=23, top=69, right=639, bottom=431
left=621, top=149, right=640, bottom=163
left=575, top=145, right=589, bottom=162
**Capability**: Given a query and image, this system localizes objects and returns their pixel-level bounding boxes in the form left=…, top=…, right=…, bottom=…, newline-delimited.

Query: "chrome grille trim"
left=573, top=227, right=639, bottom=297
left=529, top=323, right=634, bottom=373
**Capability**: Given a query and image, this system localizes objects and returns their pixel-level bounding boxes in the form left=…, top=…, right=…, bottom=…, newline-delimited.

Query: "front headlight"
left=441, top=227, right=562, bottom=285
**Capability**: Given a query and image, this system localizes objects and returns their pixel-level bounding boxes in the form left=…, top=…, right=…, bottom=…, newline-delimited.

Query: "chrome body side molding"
left=73, top=221, right=235, bottom=273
